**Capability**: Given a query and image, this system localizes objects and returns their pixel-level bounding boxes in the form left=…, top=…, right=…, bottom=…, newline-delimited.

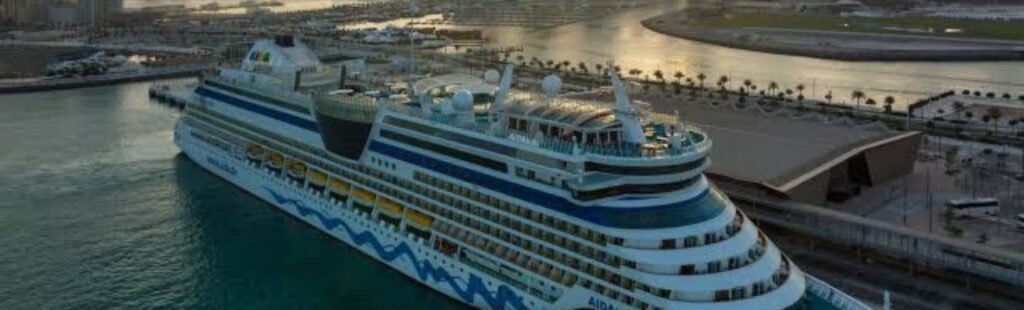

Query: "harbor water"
left=480, top=0, right=1024, bottom=107
left=0, top=82, right=462, bottom=309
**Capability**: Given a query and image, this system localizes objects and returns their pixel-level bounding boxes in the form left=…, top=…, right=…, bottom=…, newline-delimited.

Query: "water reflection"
left=478, top=0, right=1023, bottom=109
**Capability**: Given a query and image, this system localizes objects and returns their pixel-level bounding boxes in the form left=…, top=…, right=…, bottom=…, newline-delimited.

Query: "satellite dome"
left=452, top=89, right=474, bottom=112
left=541, top=75, right=562, bottom=97
left=484, top=69, right=500, bottom=84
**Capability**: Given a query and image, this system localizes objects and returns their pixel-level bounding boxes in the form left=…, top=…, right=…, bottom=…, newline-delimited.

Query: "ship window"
left=731, top=287, right=746, bottom=299
left=379, top=130, right=506, bottom=172
left=683, top=236, right=697, bottom=248
left=573, top=176, right=700, bottom=201
left=714, top=290, right=729, bottom=301
left=679, top=264, right=695, bottom=275
left=584, top=158, right=706, bottom=176
left=658, top=289, right=671, bottom=298
left=708, top=261, right=721, bottom=273
left=659, top=239, right=674, bottom=249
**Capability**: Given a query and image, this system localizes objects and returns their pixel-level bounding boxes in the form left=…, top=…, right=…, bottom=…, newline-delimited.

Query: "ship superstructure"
left=174, top=36, right=869, bottom=310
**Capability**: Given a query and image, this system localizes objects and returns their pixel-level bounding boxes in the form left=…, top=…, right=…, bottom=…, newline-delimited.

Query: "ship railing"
left=313, top=94, right=380, bottom=122
left=804, top=274, right=874, bottom=310
left=383, top=104, right=711, bottom=159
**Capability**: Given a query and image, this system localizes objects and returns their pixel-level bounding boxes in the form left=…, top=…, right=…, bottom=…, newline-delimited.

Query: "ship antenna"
left=407, top=0, right=419, bottom=84
left=492, top=64, right=514, bottom=116
left=407, top=0, right=424, bottom=113
left=608, top=61, right=646, bottom=144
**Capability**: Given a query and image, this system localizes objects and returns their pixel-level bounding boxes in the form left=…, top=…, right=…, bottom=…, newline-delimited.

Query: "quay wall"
left=0, top=65, right=214, bottom=94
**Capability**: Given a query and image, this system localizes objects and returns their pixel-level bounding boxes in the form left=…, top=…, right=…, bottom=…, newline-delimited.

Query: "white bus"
left=946, top=198, right=1000, bottom=218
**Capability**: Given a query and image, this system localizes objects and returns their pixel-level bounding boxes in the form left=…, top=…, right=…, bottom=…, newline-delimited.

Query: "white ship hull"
left=175, top=122, right=613, bottom=310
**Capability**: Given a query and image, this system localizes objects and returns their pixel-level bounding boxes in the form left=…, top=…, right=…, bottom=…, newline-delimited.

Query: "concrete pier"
left=0, top=64, right=213, bottom=94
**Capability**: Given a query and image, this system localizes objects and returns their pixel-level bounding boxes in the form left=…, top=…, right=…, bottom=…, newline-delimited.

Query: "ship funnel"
left=609, top=64, right=646, bottom=144
left=491, top=64, right=514, bottom=115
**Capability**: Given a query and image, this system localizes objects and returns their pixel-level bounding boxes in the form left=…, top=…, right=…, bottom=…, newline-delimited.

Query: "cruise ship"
left=173, top=36, right=871, bottom=310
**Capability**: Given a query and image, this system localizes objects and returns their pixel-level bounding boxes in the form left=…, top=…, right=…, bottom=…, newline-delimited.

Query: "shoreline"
left=641, top=12, right=1024, bottom=62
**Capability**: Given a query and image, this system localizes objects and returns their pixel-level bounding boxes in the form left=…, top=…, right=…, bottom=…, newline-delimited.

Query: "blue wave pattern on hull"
left=263, top=187, right=528, bottom=310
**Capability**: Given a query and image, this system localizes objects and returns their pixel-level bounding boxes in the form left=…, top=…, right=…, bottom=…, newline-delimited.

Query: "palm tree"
left=674, top=71, right=684, bottom=83
left=796, top=84, right=805, bottom=102
left=851, top=90, right=865, bottom=114
left=628, top=69, right=640, bottom=78
left=671, top=81, right=682, bottom=95
left=825, top=90, right=833, bottom=105
left=718, top=75, right=729, bottom=91
left=982, top=115, right=992, bottom=135
left=986, top=107, right=1003, bottom=133
left=884, top=96, right=896, bottom=113
left=595, top=63, right=604, bottom=75
left=767, top=81, right=779, bottom=97
left=1010, top=119, right=1021, bottom=141
left=952, top=101, right=965, bottom=121
left=653, top=70, right=664, bottom=83
left=697, top=73, right=707, bottom=90
left=743, top=79, right=753, bottom=92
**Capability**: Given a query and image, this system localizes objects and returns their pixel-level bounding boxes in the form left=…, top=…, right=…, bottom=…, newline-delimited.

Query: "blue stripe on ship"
left=195, top=86, right=321, bottom=133
left=264, top=187, right=528, bottom=310
left=193, top=84, right=724, bottom=228
left=367, top=141, right=725, bottom=229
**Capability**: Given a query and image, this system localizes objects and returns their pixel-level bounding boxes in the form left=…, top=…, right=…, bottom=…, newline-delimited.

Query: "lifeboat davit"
left=286, top=160, right=307, bottom=182
left=307, top=169, right=327, bottom=192
left=328, top=178, right=351, bottom=202
left=266, top=152, right=284, bottom=173
left=246, top=144, right=265, bottom=163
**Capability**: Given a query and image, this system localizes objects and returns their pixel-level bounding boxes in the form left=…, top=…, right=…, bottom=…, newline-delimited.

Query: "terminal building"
left=573, top=90, right=922, bottom=206
left=684, top=104, right=921, bottom=205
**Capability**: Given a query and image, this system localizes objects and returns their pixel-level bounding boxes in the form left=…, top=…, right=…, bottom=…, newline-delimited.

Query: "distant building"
left=45, top=0, right=125, bottom=26
left=2, top=0, right=50, bottom=25
left=0, top=2, right=9, bottom=24
left=924, top=6, right=1024, bottom=21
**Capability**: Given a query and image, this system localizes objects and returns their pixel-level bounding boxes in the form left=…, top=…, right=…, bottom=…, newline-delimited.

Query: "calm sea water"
left=0, top=82, right=464, bottom=309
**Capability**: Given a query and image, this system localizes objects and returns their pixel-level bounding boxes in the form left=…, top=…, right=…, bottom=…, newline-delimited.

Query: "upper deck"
left=314, top=90, right=712, bottom=163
